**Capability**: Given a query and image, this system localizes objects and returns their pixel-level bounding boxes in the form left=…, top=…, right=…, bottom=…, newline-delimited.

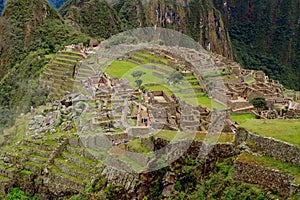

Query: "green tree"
left=131, top=70, right=146, bottom=79
left=250, top=97, right=267, bottom=112
left=168, top=71, right=184, bottom=85
left=131, top=70, right=146, bottom=89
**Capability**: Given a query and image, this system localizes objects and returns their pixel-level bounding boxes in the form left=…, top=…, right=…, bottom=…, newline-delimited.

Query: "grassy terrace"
left=127, top=138, right=151, bottom=153
left=0, top=174, right=11, bottom=181
left=230, top=113, right=255, bottom=124
left=238, top=152, right=300, bottom=184
left=135, top=51, right=169, bottom=64
left=154, top=130, right=235, bottom=143
left=240, top=119, right=300, bottom=147
left=104, top=59, right=227, bottom=110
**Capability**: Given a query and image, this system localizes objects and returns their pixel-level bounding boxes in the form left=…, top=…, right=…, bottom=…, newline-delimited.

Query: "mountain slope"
left=213, top=0, right=300, bottom=90
left=112, top=0, right=146, bottom=29
left=59, top=0, right=123, bottom=38
left=0, top=0, right=89, bottom=131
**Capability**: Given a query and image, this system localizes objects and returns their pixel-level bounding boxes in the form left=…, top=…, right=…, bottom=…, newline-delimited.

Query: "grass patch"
left=45, top=54, right=55, bottom=59
left=24, top=161, right=44, bottom=168
left=0, top=175, right=10, bottom=181
left=154, top=131, right=234, bottom=143
left=127, top=138, right=151, bottom=153
left=50, top=165, right=84, bottom=184
left=240, top=119, right=300, bottom=147
left=104, top=60, right=138, bottom=78
left=230, top=113, right=255, bottom=124
left=135, top=51, right=169, bottom=64
left=238, top=152, right=300, bottom=184
left=246, top=77, right=255, bottom=83
left=145, top=84, right=172, bottom=95
left=129, top=119, right=137, bottom=126
left=20, top=170, right=34, bottom=175
left=197, top=96, right=227, bottom=110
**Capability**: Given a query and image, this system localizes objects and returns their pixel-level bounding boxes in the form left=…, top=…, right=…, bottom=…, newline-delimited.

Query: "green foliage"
left=0, top=0, right=90, bottom=132
left=131, top=70, right=146, bottom=88
left=168, top=71, right=183, bottom=84
left=113, top=0, right=145, bottom=30
left=4, top=188, right=36, bottom=200
left=250, top=97, right=267, bottom=110
left=216, top=0, right=300, bottom=90
left=168, top=158, right=278, bottom=200
left=131, top=70, right=146, bottom=79
left=60, top=0, right=122, bottom=38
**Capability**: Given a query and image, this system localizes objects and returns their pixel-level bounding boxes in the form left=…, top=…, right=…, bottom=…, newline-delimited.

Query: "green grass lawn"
left=240, top=119, right=300, bottom=147
left=127, top=138, right=151, bottom=153
left=104, top=60, right=138, bottom=78
left=197, top=96, right=227, bottom=110
left=154, top=130, right=234, bottom=143
left=230, top=113, right=255, bottom=124
left=238, top=152, right=300, bottom=184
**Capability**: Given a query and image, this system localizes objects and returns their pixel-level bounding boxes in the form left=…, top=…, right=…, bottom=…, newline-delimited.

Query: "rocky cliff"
left=143, top=0, right=233, bottom=58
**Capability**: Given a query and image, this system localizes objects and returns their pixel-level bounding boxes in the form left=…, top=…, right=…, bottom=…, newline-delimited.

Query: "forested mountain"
left=0, top=0, right=89, bottom=132
left=0, top=0, right=66, bottom=14
left=0, top=0, right=299, bottom=131
left=1, top=0, right=298, bottom=90
left=214, top=0, right=300, bottom=90
left=59, top=0, right=123, bottom=38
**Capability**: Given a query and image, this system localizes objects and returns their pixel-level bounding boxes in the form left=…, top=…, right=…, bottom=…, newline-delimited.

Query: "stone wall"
left=127, top=127, right=153, bottom=138
left=235, top=128, right=300, bottom=166
left=234, top=160, right=299, bottom=197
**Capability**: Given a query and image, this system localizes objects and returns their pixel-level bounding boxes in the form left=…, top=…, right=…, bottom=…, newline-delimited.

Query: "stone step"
left=27, top=154, right=50, bottom=164
left=62, top=147, right=96, bottom=170
left=49, top=165, right=85, bottom=191
left=0, top=174, right=11, bottom=182
left=56, top=58, right=78, bottom=65
left=60, top=51, right=84, bottom=57
left=22, top=161, right=43, bottom=173
left=21, top=144, right=53, bottom=158
left=58, top=54, right=82, bottom=61
left=23, top=140, right=58, bottom=151
left=54, top=158, right=90, bottom=180
left=52, top=60, right=73, bottom=68
left=0, top=162, right=15, bottom=178
left=102, top=166, right=138, bottom=191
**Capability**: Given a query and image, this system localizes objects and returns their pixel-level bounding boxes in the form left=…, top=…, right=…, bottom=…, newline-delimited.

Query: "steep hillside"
left=59, top=0, right=123, bottom=38
left=143, top=0, right=233, bottom=58
left=0, top=0, right=68, bottom=15
left=112, top=0, right=146, bottom=29
left=0, top=0, right=90, bottom=132
left=213, top=0, right=300, bottom=90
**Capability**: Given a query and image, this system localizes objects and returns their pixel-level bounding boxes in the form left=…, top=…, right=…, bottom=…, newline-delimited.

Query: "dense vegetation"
left=59, top=0, right=122, bottom=39
left=0, top=0, right=90, bottom=132
left=213, top=0, right=300, bottom=90
left=112, top=0, right=145, bottom=30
